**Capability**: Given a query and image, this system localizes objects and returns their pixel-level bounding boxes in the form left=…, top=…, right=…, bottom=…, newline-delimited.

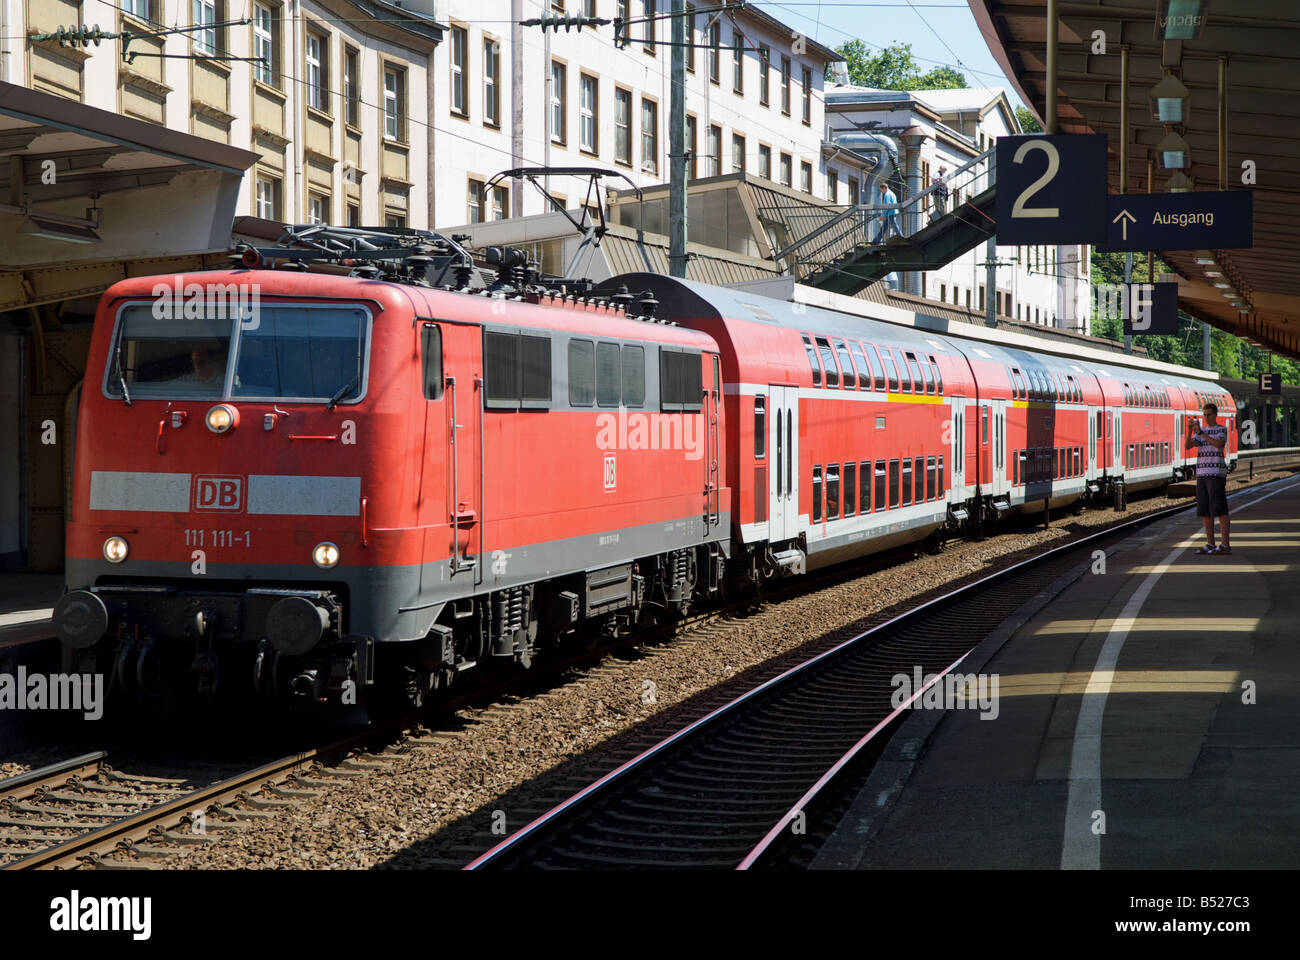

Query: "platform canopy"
left=969, top=0, right=1300, bottom=360
left=0, top=81, right=258, bottom=311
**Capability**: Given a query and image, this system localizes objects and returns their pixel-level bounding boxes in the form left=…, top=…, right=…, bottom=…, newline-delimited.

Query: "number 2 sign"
left=995, top=133, right=1109, bottom=245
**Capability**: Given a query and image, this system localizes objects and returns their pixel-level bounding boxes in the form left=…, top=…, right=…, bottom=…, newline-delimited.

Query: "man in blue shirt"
left=1187, top=401, right=1231, bottom=554
left=875, top=182, right=902, bottom=243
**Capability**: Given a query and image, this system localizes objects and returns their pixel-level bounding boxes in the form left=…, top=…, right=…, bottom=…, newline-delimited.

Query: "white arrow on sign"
left=1112, top=208, right=1137, bottom=241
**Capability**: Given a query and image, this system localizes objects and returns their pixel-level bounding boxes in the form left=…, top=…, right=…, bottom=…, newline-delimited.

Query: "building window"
left=641, top=98, right=658, bottom=173
left=346, top=202, right=359, bottom=226
left=305, top=31, right=328, bottom=111
left=308, top=192, right=329, bottom=225
left=707, top=124, right=721, bottom=176
left=255, top=176, right=280, bottom=220
left=580, top=74, right=598, bottom=153
left=450, top=26, right=468, bottom=117
left=253, top=4, right=275, bottom=85
left=731, top=133, right=745, bottom=173
left=779, top=151, right=791, bottom=187
left=484, top=39, right=500, bottom=127
left=758, top=143, right=771, bottom=179
left=686, top=4, right=695, bottom=72
left=800, top=160, right=812, bottom=193
left=124, top=0, right=150, bottom=20
left=708, top=20, right=720, bottom=83
left=642, top=0, right=655, bottom=54
left=758, top=44, right=770, bottom=105
left=780, top=55, right=791, bottom=114
left=827, top=169, right=838, bottom=202
left=848, top=177, right=859, bottom=205
left=686, top=115, right=697, bottom=178
left=801, top=65, right=812, bottom=124
left=732, top=30, right=743, bottom=94
left=614, top=88, right=632, bottom=165
left=386, top=213, right=406, bottom=228
left=467, top=179, right=485, bottom=223
left=492, top=185, right=508, bottom=221
left=551, top=61, right=567, bottom=144
left=344, top=48, right=359, bottom=126
left=384, top=67, right=405, bottom=141
left=193, top=0, right=218, bottom=55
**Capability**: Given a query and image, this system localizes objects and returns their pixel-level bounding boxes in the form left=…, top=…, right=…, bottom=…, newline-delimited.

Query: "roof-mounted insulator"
left=638, top=290, right=659, bottom=321
left=405, top=255, right=435, bottom=283
left=278, top=260, right=309, bottom=271
left=350, top=264, right=382, bottom=279
left=611, top=285, right=634, bottom=311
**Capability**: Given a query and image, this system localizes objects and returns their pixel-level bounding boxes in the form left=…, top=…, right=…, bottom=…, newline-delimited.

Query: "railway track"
left=0, top=729, right=411, bottom=870
left=463, top=488, right=1252, bottom=870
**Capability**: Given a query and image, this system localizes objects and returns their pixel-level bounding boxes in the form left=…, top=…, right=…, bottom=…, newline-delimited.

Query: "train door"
left=1113, top=410, right=1123, bottom=476
left=444, top=322, right=483, bottom=584
left=768, top=385, right=799, bottom=542
left=949, top=396, right=967, bottom=494
left=1087, top=404, right=1100, bottom=481
left=989, top=398, right=1009, bottom=497
left=705, top=355, right=721, bottom=528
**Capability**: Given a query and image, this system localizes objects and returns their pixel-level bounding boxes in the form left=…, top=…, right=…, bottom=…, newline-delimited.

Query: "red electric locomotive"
left=53, top=228, right=1237, bottom=714
left=56, top=232, right=728, bottom=710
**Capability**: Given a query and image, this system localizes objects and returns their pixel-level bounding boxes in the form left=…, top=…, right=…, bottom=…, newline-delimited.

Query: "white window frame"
left=306, top=33, right=326, bottom=111
left=194, top=0, right=217, bottom=55
left=640, top=98, right=658, bottom=174
left=384, top=67, right=403, bottom=141
left=484, top=39, right=500, bottom=127
left=253, top=4, right=274, bottom=84
left=579, top=74, right=597, bottom=154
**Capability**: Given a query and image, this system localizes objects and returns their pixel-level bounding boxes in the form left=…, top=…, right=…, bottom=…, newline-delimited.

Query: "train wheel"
left=371, top=661, right=433, bottom=720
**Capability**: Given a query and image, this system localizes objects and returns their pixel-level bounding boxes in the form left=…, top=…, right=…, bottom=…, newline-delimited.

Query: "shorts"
left=1196, top=475, right=1228, bottom=518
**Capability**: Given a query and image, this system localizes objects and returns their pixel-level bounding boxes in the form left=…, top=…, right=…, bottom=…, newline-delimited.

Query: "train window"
left=844, top=462, right=856, bottom=516
left=226, top=305, right=370, bottom=404
left=754, top=397, right=766, bottom=458
left=893, top=348, right=912, bottom=392
left=484, top=331, right=520, bottom=405
left=106, top=305, right=233, bottom=400
left=1074, top=447, right=1081, bottom=476
left=880, top=349, right=900, bottom=392
left=888, top=459, right=900, bottom=508
left=981, top=406, right=989, bottom=445
left=860, top=461, right=872, bottom=513
left=873, top=460, right=885, bottom=512
left=848, top=341, right=872, bottom=389
left=864, top=343, right=886, bottom=391
left=568, top=339, right=595, bottom=405
left=521, top=335, right=552, bottom=404
left=827, top=465, right=841, bottom=519
left=816, top=337, right=839, bottom=387
left=901, top=459, right=913, bottom=506
left=834, top=339, right=856, bottom=389
left=802, top=334, right=821, bottom=386
left=929, top=356, right=943, bottom=394
left=1059, top=448, right=1066, bottom=478
left=812, top=466, right=822, bottom=523
left=936, top=455, right=944, bottom=497
left=926, top=456, right=936, bottom=501
left=660, top=348, right=703, bottom=412
left=596, top=341, right=621, bottom=407
left=623, top=346, right=646, bottom=407
left=421, top=324, right=443, bottom=400
left=905, top=352, right=925, bottom=392
left=1009, top=368, right=1020, bottom=400
left=919, top=358, right=935, bottom=394
left=915, top=457, right=925, bottom=503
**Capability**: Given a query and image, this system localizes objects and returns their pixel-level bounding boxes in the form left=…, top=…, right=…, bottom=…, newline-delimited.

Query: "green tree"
left=833, top=40, right=966, bottom=91
left=1015, top=105, right=1042, bottom=133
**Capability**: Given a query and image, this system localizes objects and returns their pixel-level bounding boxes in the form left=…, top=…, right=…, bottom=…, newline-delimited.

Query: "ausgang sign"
left=1100, top=190, right=1253, bottom=252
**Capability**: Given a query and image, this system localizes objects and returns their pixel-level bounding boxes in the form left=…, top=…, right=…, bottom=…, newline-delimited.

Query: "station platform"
left=0, top=574, right=61, bottom=650
left=814, top=474, right=1300, bottom=869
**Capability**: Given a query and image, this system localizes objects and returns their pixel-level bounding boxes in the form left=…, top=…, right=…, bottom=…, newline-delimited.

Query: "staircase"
left=776, top=147, right=997, bottom=297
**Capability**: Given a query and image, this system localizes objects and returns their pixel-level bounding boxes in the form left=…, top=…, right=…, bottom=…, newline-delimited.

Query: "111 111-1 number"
left=184, top=529, right=252, bottom=548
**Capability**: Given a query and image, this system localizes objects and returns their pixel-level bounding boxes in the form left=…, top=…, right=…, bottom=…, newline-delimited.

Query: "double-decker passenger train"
left=52, top=228, right=1235, bottom=712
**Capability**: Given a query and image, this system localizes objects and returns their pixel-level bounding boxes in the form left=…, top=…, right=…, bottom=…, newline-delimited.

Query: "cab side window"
left=422, top=324, right=443, bottom=399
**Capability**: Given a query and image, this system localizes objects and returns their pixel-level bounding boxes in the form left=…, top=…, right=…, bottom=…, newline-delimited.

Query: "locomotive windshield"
left=105, top=303, right=369, bottom=403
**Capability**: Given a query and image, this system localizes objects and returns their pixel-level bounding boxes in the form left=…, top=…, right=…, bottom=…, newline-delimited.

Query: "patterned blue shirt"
left=1193, top=423, right=1228, bottom=478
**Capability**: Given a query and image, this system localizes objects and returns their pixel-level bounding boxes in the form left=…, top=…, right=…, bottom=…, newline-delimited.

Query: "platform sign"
left=1260, top=373, right=1282, bottom=395
left=1100, top=191, right=1253, bottom=252
left=1122, top=282, right=1179, bottom=336
left=995, top=134, right=1109, bottom=245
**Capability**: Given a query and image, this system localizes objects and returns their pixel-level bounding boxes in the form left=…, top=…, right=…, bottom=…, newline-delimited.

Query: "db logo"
left=194, top=475, right=243, bottom=512
left=603, top=455, right=616, bottom=492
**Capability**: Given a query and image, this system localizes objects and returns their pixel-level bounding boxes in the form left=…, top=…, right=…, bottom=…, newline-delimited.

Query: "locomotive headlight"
left=103, top=536, right=129, bottom=563
left=206, top=404, right=239, bottom=434
left=312, top=541, right=340, bottom=568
